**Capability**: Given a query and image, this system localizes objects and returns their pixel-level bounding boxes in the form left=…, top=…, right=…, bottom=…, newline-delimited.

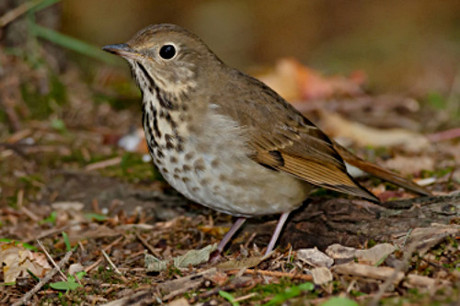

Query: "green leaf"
left=321, top=297, right=358, bottom=306
left=50, top=280, right=82, bottom=292
left=30, top=25, right=119, bottom=65
left=264, top=282, right=314, bottom=305
left=62, top=232, right=71, bottom=252
left=40, top=211, right=57, bottom=225
left=31, top=0, right=61, bottom=13
left=219, top=291, right=240, bottom=306
left=84, top=213, right=108, bottom=221
left=298, top=282, right=315, bottom=291
left=426, top=92, right=446, bottom=110
left=0, top=239, right=38, bottom=251
left=20, top=242, right=38, bottom=251
left=75, top=271, right=86, bottom=280
left=50, top=118, right=68, bottom=134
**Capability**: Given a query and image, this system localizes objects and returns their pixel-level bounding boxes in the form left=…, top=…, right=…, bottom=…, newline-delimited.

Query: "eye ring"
left=159, top=44, right=176, bottom=60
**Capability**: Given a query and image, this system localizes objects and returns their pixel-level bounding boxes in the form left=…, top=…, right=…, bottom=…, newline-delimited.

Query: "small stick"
left=427, top=127, right=460, bottom=142
left=0, top=0, right=43, bottom=27
left=135, top=232, right=162, bottom=257
left=233, top=292, right=258, bottom=303
left=20, top=206, right=40, bottom=222
left=101, top=250, right=127, bottom=283
left=189, top=279, right=253, bottom=303
left=84, top=236, right=123, bottom=273
left=11, top=251, right=73, bottom=306
left=16, top=189, right=24, bottom=208
left=84, top=157, right=122, bottom=171
left=25, top=221, right=81, bottom=243
left=37, top=240, right=67, bottom=281
left=243, top=232, right=257, bottom=249
left=227, top=268, right=313, bottom=281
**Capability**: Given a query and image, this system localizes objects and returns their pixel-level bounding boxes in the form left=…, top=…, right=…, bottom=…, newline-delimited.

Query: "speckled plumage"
left=103, top=24, right=429, bottom=255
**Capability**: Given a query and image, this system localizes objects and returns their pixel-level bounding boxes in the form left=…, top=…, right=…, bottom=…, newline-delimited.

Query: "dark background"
left=62, top=0, right=460, bottom=93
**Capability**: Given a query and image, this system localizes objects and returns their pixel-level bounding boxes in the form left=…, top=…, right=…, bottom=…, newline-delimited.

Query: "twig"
left=243, top=232, right=257, bottom=249
left=0, top=96, right=22, bottom=132
left=427, top=127, right=460, bottom=142
left=101, top=250, right=127, bottom=282
left=11, top=250, right=73, bottom=306
left=188, top=279, right=254, bottom=303
left=84, top=157, right=122, bottom=171
left=401, top=228, right=413, bottom=248
left=233, top=292, right=258, bottom=303
left=135, top=232, right=162, bottom=257
left=16, top=189, right=24, bottom=208
left=36, top=240, right=67, bottom=281
left=20, top=206, right=40, bottom=222
left=25, top=221, right=81, bottom=243
left=84, top=235, right=123, bottom=273
left=0, top=0, right=41, bottom=26
left=227, top=268, right=313, bottom=281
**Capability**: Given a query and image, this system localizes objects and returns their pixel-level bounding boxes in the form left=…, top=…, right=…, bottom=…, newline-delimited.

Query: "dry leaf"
left=297, top=248, right=334, bottom=268
left=157, top=268, right=217, bottom=299
left=167, top=298, right=190, bottom=306
left=0, top=242, right=51, bottom=283
left=395, top=224, right=460, bottom=255
left=326, top=243, right=396, bottom=265
left=216, top=256, right=264, bottom=271
left=321, top=111, right=430, bottom=152
left=257, top=58, right=364, bottom=101
left=68, top=263, right=84, bottom=276
left=382, top=155, right=435, bottom=175
left=82, top=225, right=120, bottom=239
left=311, top=267, right=333, bottom=285
left=197, top=225, right=229, bottom=237
left=51, top=201, right=85, bottom=211
left=334, top=262, right=451, bottom=288
left=145, top=244, right=217, bottom=272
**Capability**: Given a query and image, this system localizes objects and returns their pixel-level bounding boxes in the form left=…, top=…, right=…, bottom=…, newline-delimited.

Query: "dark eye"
left=159, top=44, right=176, bottom=59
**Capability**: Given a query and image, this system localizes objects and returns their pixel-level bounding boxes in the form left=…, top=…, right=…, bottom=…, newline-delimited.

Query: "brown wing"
left=216, top=70, right=379, bottom=202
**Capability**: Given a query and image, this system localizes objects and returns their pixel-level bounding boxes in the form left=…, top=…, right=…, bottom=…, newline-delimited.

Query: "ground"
left=0, top=10, right=459, bottom=306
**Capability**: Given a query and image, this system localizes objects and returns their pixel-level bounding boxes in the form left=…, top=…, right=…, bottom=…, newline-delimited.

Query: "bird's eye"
left=159, top=44, right=176, bottom=59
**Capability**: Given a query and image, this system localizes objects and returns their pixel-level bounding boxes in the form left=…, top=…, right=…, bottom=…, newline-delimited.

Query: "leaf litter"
left=0, top=18, right=459, bottom=306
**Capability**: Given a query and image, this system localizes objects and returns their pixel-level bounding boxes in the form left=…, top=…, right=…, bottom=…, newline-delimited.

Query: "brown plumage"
left=103, top=23, right=430, bottom=256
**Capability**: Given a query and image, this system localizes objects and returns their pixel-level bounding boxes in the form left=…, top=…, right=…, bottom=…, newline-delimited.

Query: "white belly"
left=145, top=108, right=310, bottom=217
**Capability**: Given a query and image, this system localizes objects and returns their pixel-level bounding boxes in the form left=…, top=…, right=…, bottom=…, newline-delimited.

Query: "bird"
left=102, top=23, right=430, bottom=256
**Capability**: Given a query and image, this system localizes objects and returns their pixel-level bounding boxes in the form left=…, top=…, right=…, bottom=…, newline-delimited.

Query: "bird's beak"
left=102, top=43, right=142, bottom=60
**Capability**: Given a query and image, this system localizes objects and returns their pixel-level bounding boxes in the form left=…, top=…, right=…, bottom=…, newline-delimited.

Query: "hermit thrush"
left=103, top=24, right=429, bottom=255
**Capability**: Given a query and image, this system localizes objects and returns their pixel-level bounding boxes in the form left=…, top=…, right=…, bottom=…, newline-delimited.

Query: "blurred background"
left=1, top=0, right=459, bottom=140
left=58, top=0, right=460, bottom=93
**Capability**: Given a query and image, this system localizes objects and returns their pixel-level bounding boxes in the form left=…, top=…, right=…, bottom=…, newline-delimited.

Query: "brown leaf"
left=297, top=248, right=334, bottom=268
left=257, top=58, right=365, bottom=101
left=311, top=267, right=333, bottom=285
left=0, top=242, right=51, bottom=283
left=321, top=111, right=430, bottom=152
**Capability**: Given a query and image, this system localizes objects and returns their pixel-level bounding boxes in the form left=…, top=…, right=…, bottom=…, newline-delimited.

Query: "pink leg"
left=216, top=217, right=246, bottom=253
left=265, top=212, right=290, bottom=256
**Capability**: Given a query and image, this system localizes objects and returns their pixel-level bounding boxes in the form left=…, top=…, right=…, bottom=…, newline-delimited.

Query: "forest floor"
left=0, top=18, right=459, bottom=306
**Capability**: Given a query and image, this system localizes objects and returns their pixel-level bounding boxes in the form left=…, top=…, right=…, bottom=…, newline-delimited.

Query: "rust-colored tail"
left=334, top=142, right=431, bottom=196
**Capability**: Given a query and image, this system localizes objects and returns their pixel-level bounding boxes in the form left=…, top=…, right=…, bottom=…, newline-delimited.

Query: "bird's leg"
left=265, top=212, right=290, bottom=256
left=216, top=217, right=247, bottom=253
left=209, top=217, right=246, bottom=263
